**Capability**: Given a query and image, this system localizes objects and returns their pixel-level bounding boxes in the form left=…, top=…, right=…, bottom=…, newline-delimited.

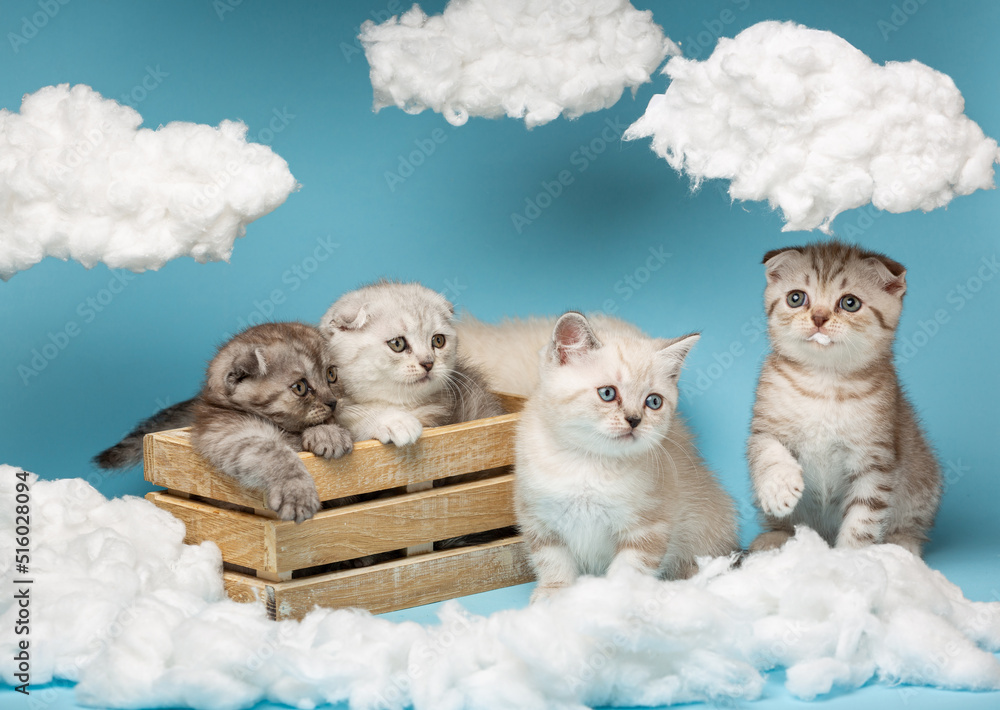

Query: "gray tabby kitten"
left=319, top=280, right=503, bottom=445
left=748, top=241, right=941, bottom=556
left=96, top=323, right=353, bottom=522
left=516, top=312, right=738, bottom=601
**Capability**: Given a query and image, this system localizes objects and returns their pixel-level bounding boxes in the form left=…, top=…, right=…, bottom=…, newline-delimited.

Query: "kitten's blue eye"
left=431, top=334, right=446, bottom=349
left=645, top=394, right=663, bottom=410
left=839, top=294, right=862, bottom=312
left=387, top=337, right=407, bottom=353
left=786, top=290, right=807, bottom=308
left=598, top=386, right=617, bottom=402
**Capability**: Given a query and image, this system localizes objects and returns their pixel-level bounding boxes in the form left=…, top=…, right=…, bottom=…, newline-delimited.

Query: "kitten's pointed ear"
left=549, top=312, right=601, bottom=365
left=865, top=256, right=907, bottom=296
left=655, top=333, right=700, bottom=378
left=225, top=346, right=267, bottom=392
left=763, top=247, right=802, bottom=283
left=322, top=301, right=369, bottom=333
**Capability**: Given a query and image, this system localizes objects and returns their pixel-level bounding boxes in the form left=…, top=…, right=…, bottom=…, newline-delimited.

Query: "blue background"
left=1, top=1, right=998, bottom=708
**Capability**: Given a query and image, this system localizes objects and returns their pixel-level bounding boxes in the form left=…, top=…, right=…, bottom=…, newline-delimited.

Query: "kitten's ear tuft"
left=549, top=312, right=601, bottom=365
left=225, top=346, right=267, bottom=392
left=865, top=256, right=907, bottom=296
left=763, top=247, right=802, bottom=283
left=656, top=333, right=700, bottom=378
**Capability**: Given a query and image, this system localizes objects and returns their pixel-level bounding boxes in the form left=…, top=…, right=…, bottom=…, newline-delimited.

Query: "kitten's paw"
left=268, top=474, right=321, bottom=523
left=757, top=462, right=804, bottom=518
left=530, top=582, right=568, bottom=603
left=301, top=424, right=354, bottom=459
left=374, top=412, right=423, bottom=446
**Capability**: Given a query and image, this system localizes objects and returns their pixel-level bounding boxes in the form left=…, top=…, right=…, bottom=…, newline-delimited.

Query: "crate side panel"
left=146, top=492, right=276, bottom=572
left=266, top=538, right=533, bottom=618
left=144, top=413, right=518, bottom=509
left=273, top=474, right=518, bottom=571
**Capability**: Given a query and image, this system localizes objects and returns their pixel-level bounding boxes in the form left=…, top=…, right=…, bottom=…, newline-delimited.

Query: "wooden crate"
left=143, top=393, right=533, bottom=619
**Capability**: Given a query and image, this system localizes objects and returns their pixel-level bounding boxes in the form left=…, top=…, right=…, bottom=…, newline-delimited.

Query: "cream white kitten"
left=320, top=281, right=502, bottom=446
left=515, top=312, right=738, bottom=601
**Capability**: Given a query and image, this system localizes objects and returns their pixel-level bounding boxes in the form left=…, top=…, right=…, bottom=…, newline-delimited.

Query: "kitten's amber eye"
left=598, top=386, right=617, bottom=402
left=290, top=379, right=309, bottom=397
left=786, top=290, right=807, bottom=308
left=645, top=394, right=663, bottom=410
left=431, top=334, right=446, bottom=349
left=387, top=337, right=407, bottom=353
left=839, top=294, right=862, bottom=312
left=326, top=366, right=338, bottom=384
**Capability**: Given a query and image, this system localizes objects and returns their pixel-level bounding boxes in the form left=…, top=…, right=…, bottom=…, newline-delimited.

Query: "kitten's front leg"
left=748, top=432, right=804, bottom=518
left=301, top=422, right=354, bottom=459
left=525, top=530, right=579, bottom=603
left=607, top=528, right=670, bottom=578
left=195, top=419, right=321, bottom=523
left=835, top=467, right=894, bottom=548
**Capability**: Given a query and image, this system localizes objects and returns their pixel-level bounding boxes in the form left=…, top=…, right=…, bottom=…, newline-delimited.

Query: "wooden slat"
left=146, top=492, right=276, bottom=571
left=223, top=537, right=533, bottom=619
left=494, top=391, right=526, bottom=414
left=144, top=412, right=519, bottom=510
left=148, top=474, right=517, bottom=574
left=274, top=473, right=517, bottom=570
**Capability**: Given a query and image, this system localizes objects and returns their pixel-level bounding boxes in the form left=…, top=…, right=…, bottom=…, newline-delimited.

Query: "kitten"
left=515, top=312, right=738, bottom=601
left=96, top=323, right=353, bottom=522
left=747, top=240, right=941, bottom=556
left=319, top=280, right=503, bottom=446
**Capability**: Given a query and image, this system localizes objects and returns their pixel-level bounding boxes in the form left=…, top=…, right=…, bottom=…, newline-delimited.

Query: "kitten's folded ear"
left=321, top=300, right=369, bottom=333
left=655, top=333, right=700, bottom=378
left=865, top=255, right=907, bottom=296
left=762, top=247, right=803, bottom=283
left=225, top=345, right=268, bottom=392
left=549, top=311, right=601, bottom=365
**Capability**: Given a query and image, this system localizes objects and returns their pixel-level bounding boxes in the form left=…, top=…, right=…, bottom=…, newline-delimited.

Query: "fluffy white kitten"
left=515, top=312, right=738, bottom=601
left=319, top=281, right=502, bottom=445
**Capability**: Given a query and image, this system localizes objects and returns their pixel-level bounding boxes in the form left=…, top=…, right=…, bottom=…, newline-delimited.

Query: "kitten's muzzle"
left=419, top=360, right=434, bottom=372
left=625, top=415, right=642, bottom=429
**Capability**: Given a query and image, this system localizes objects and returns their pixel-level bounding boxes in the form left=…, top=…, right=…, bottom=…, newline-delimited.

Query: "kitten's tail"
left=93, top=397, right=198, bottom=470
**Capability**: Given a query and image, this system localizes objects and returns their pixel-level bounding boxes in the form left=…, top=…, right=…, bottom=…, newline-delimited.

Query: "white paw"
left=530, top=582, right=568, bottom=604
left=268, top=474, right=320, bottom=523
left=757, top=461, right=804, bottom=518
left=301, top=423, right=353, bottom=459
left=374, top=412, right=423, bottom=446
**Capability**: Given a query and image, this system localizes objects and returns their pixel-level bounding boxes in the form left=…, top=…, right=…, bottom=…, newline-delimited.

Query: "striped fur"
left=748, top=241, right=941, bottom=556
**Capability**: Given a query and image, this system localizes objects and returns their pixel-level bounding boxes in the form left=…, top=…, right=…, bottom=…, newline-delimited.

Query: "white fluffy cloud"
left=625, top=21, right=1000, bottom=232
left=360, top=0, right=676, bottom=128
left=2, top=466, right=999, bottom=708
left=0, top=84, right=298, bottom=280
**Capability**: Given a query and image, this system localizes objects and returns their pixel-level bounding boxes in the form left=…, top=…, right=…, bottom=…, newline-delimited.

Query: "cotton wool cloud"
left=0, top=84, right=298, bottom=280
left=3, top=466, right=1000, bottom=709
left=359, top=0, right=677, bottom=128
left=625, top=21, right=1000, bottom=232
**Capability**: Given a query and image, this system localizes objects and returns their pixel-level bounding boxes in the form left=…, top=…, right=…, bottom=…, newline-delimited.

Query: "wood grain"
left=147, top=473, right=517, bottom=574
left=144, top=411, right=520, bottom=510
left=223, top=537, right=533, bottom=619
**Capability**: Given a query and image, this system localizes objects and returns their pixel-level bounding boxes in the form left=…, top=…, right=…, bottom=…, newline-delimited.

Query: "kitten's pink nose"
left=812, top=309, right=831, bottom=328
left=420, top=361, right=433, bottom=372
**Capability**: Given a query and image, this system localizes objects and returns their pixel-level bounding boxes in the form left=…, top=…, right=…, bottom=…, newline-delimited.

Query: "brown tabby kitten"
left=96, top=323, right=352, bottom=522
left=748, top=241, right=941, bottom=556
